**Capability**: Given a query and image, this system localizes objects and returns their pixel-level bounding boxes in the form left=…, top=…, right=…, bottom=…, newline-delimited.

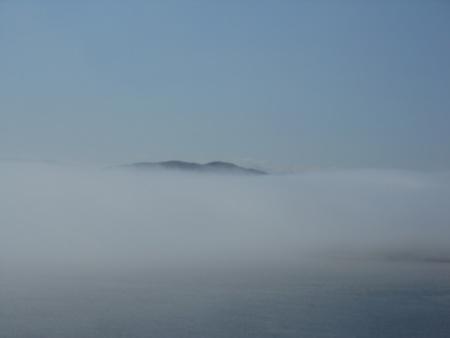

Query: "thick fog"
left=1, top=162, right=450, bottom=271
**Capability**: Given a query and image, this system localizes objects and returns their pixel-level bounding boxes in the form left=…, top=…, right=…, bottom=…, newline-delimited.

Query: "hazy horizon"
left=2, top=161, right=450, bottom=266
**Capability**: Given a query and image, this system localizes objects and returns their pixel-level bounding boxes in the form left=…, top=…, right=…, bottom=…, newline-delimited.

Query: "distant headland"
left=122, top=161, right=267, bottom=175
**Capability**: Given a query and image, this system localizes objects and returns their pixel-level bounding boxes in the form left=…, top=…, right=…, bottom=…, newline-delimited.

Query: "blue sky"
left=1, top=0, right=449, bottom=169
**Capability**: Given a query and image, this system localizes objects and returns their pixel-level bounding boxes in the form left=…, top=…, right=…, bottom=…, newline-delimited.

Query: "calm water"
left=1, top=258, right=450, bottom=338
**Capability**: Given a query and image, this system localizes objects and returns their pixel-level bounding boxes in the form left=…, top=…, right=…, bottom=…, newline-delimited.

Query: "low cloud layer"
left=1, top=162, right=450, bottom=270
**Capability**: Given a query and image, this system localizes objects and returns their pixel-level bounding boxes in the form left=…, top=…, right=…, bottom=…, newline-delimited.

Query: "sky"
left=1, top=0, right=449, bottom=170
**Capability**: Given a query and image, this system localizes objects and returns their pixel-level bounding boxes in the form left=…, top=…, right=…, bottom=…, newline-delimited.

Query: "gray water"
left=2, top=258, right=450, bottom=338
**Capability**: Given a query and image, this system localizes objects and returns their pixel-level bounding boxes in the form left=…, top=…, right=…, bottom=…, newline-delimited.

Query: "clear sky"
left=1, top=0, right=449, bottom=170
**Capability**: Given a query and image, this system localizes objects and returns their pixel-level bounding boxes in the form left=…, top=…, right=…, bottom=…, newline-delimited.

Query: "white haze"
left=1, top=162, right=450, bottom=271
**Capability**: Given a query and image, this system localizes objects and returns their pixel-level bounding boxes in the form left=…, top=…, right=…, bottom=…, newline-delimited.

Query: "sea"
left=1, top=257, right=450, bottom=338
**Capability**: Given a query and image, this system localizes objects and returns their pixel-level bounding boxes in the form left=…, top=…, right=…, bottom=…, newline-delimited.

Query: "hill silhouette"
left=125, top=161, right=266, bottom=175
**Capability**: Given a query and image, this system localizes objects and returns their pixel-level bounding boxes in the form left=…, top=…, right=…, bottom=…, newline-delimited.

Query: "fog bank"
left=1, top=162, right=450, bottom=270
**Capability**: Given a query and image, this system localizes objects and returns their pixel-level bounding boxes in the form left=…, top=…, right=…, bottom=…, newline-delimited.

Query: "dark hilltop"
left=123, top=161, right=267, bottom=175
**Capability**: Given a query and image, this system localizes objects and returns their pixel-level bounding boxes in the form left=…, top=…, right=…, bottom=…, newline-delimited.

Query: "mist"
left=1, top=162, right=450, bottom=271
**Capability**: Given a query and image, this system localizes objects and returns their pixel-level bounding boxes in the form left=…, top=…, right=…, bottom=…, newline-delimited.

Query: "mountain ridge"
left=124, top=160, right=267, bottom=175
